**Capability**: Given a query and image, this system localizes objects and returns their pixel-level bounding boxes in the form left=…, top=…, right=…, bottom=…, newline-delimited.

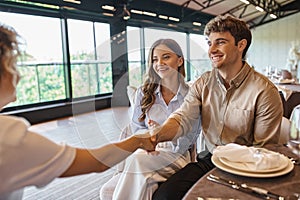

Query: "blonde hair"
left=0, top=24, right=21, bottom=80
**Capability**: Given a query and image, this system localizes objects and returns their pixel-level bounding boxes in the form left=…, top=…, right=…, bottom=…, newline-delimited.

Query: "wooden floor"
left=23, top=106, right=131, bottom=200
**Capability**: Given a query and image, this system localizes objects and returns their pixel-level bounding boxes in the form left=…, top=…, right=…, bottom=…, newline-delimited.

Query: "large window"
left=94, top=23, right=113, bottom=94
left=0, top=12, right=66, bottom=106
left=189, top=34, right=210, bottom=81
left=144, top=28, right=187, bottom=61
left=0, top=11, right=113, bottom=109
left=1, top=6, right=210, bottom=114
left=68, top=19, right=112, bottom=98
left=127, top=26, right=143, bottom=87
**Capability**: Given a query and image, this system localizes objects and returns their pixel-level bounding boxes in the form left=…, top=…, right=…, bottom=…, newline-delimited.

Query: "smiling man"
left=149, top=15, right=283, bottom=200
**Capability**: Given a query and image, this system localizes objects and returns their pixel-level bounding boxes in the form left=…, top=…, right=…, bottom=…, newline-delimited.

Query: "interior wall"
left=247, top=12, right=300, bottom=76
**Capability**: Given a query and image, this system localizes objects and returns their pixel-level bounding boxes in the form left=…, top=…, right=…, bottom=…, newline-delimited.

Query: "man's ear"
left=238, top=39, right=247, bottom=52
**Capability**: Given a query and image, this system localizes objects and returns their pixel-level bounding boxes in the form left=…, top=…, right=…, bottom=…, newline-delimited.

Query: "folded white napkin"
left=213, top=143, right=283, bottom=171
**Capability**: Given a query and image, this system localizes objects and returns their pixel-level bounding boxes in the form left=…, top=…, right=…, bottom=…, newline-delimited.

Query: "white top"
left=0, top=115, right=76, bottom=200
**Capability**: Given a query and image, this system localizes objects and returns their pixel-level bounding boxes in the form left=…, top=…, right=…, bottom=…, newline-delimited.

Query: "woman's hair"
left=204, top=15, right=252, bottom=59
left=138, top=38, right=187, bottom=122
left=0, top=24, right=21, bottom=80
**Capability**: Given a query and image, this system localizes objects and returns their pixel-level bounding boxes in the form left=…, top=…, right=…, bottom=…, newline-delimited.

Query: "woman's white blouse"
left=130, top=84, right=200, bottom=154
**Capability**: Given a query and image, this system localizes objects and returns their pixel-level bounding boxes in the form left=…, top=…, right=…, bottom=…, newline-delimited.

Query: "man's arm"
left=151, top=117, right=182, bottom=144
left=151, top=83, right=202, bottom=145
left=253, top=86, right=283, bottom=146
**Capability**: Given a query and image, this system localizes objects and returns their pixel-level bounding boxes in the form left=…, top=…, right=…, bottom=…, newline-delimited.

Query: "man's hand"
left=150, top=128, right=159, bottom=144
left=134, top=132, right=158, bottom=152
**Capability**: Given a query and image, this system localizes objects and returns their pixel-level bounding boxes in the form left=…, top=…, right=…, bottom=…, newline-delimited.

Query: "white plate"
left=212, top=155, right=294, bottom=178
left=218, top=153, right=288, bottom=173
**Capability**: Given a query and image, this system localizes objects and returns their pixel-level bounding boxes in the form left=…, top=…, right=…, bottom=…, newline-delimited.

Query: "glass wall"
left=0, top=12, right=66, bottom=106
left=0, top=10, right=113, bottom=109
left=68, top=19, right=112, bottom=98
left=94, top=23, right=113, bottom=94
left=127, top=26, right=143, bottom=87
left=0, top=8, right=211, bottom=112
left=144, top=28, right=187, bottom=61
left=189, top=34, right=211, bottom=81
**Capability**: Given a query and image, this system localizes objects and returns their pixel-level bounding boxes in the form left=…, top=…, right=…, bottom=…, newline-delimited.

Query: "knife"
left=207, top=174, right=285, bottom=200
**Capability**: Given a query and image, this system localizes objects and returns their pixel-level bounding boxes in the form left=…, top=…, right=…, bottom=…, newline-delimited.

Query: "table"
left=278, top=84, right=300, bottom=93
left=183, top=145, right=300, bottom=200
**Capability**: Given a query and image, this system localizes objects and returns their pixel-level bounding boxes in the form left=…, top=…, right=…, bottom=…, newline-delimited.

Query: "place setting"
left=211, top=143, right=294, bottom=178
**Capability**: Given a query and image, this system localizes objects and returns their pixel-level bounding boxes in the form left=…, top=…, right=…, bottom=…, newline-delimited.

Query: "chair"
left=279, top=116, right=291, bottom=145
left=282, top=91, right=300, bottom=118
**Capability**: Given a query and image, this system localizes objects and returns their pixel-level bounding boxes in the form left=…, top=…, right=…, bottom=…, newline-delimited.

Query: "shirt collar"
left=155, top=82, right=188, bottom=98
left=215, top=62, right=252, bottom=88
left=230, top=62, right=251, bottom=88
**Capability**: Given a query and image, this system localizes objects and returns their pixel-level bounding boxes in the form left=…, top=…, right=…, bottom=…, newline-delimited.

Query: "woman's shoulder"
left=0, top=115, right=30, bottom=146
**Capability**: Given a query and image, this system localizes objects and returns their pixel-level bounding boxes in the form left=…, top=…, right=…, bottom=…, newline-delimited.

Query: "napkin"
left=213, top=143, right=283, bottom=171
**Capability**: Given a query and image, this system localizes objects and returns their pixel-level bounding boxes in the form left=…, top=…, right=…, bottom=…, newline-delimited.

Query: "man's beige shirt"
left=170, top=62, right=283, bottom=152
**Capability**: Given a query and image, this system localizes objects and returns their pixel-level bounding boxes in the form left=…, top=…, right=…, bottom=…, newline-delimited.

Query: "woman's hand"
left=148, top=119, right=160, bottom=129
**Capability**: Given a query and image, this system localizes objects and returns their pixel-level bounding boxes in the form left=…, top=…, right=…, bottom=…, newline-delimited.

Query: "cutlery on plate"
left=207, top=174, right=285, bottom=200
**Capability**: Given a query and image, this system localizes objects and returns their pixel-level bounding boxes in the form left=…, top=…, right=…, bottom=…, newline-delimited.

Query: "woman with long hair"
left=100, top=39, right=199, bottom=200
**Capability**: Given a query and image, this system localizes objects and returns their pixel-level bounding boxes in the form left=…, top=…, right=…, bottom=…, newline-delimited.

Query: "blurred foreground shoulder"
left=0, top=115, right=30, bottom=146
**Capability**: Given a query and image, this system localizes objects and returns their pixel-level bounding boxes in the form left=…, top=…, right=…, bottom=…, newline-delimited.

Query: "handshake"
left=134, top=120, right=162, bottom=152
left=132, top=131, right=159, bottom=153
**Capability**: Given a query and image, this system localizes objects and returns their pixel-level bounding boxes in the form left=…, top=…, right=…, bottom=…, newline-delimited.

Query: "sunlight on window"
left=127, top=26, right=143, bottom=87
left=189, top=34, right=210, bottom=81
left=68, top=19, right=112, bottom=98
left=0, top=11, right=66, bottom=106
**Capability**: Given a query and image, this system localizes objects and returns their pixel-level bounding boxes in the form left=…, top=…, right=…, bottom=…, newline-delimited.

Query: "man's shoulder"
left=250, top=69, right=277, bottom=89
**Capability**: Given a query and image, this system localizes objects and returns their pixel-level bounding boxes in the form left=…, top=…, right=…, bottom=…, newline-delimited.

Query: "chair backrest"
left=279, top=116, right=291, bottom=144
left=127, top=85, right=137, bottom=107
